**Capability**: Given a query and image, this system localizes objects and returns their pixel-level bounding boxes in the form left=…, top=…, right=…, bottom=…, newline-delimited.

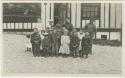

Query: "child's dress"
left=77, top=32, right=85, bottom=51
left=59, top=35, right=70, bottom=54
left=25, top=38, right=32, bottom=49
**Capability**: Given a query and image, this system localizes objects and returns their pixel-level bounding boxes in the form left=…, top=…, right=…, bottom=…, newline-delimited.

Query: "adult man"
left=63, top=17, right=73, bottom=32
left=84, top=18, right=97, bottom=54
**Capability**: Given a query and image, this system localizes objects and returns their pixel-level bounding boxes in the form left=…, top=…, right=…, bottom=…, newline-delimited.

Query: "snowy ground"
left=2, top=34, right=122, bottom=75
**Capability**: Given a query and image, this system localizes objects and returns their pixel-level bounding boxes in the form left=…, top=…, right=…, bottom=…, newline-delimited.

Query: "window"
left=3, top=3, right=41, bottom=23
left=101, top=35, right=107, bottom=40
left=81, top=3, right=100, bottom=19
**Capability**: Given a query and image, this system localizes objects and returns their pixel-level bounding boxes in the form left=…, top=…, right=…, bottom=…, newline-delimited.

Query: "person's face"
left=64, top=32, right=68, bottom=35
left=85, top=32, right=89, bottom=36
left=90, top=20, right=94, bottom=23
left=66, top=19, right=70, bottom=23
left=49, top=30, right=52, bottom=34
left=62, top=27, right=66, bottom=30
left=74, top=32, right=77, bottom=36
left=34, top=28, right=38, bottom=33
left=49, top=22, right=53, bottom=26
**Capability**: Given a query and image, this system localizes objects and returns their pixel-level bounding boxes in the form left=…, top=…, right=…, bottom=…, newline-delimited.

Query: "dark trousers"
left=89, top=32, right=94, bottom=54
left=43, top=48, right=51, bottom=56
left=70, top=47, right=79, bottom=57
left=82, top=47, right=91, bottom=56
left=52, top=43, right=59, bottom=56
left=32, top=44, right=40, bottom=57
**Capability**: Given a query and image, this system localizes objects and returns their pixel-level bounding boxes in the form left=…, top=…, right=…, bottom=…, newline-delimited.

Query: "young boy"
left=81, top=32, right=91, bottom=59
left=31, top=28, right=41, bottom=57
left=70, top=29, right=80, bottom=57
left=78, top=29, right=85, bottom=56
left=51, top=28, right=59, bottom=56
left=42, top=32, right=52, bottom=57
left=47, top=28, right=53, bottom=56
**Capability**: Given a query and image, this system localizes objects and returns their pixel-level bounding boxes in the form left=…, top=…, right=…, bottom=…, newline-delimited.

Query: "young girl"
left=59, top=29, right=70, bottom=57
left=77, top=29, right=85, bottom=56
left=25, top=34, right=32, bottom=52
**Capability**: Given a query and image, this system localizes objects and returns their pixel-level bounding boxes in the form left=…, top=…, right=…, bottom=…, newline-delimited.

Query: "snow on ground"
left=2, top=34, right=122, bottom=74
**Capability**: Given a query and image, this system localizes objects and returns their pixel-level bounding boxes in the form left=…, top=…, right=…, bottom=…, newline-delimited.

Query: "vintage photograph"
left=2, top=1, right=122, bottom=75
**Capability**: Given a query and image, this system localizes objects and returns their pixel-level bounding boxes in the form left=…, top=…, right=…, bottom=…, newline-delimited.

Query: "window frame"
left=81, top=3, right=100, bottom=20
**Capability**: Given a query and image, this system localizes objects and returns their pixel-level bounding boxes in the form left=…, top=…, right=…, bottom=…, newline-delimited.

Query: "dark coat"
left=31, top=32, right=41, bottom=44
left=84, top=23, right=96, bottom=38
left=70, top=35, right=80, bottom=50
left=81, top=36, right=91, bottom=48
left=42, top=37, right=51, bottom=50
left=51, top=31, right=59, bottom=43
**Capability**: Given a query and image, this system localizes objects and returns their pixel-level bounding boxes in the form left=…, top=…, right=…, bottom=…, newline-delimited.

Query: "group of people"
left=25, top=18, right=96, bottom=59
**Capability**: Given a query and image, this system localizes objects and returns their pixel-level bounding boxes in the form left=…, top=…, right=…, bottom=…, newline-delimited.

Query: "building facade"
left=3, top=3, right=122, bottom=41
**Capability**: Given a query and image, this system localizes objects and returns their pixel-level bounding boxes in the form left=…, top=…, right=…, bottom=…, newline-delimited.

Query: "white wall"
left=100, top=3, right=122, bottom=28
left=110, top=32, right=121, bottom=41
left=96, top=32, right=109, bottom=39
left=96, top=32, right=120, bottom=41
left=100, top=3, right=105, bottom=28
left=41, top=3, right=54, bottom=29
left=71, top=3, right=76, bottom=28
left=116, top=3, right=122, bottom=28
left=71, top=3, right=81, bottom=28
left=104, top=3, right=109, bottom=28
left=110, top=3, right=116, bottom=28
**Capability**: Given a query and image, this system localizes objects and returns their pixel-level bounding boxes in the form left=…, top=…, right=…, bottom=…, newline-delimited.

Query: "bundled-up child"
left=81, top=32, right=91, bottom=59
left=51, top=28, right=59, bottom=56
left=25, top=34, right=32, bottom=52
left=56, top=28, right=63, bottom=51
left=77, top=29, right=85, bottom=55
left=70, top=29, right=80, bottom=57
left=59, top=29, right=70, bottom=58
left=31, top=28, right=41, bottom=57
left=42, top=32, right=52, bottom=57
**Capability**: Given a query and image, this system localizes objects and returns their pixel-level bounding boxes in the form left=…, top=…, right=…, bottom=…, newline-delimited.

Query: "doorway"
left=54, top=3, right=71, bottom=25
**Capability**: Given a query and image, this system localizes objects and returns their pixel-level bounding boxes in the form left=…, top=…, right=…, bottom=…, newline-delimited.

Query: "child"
left=70, top=29, right=80, bottom=57
left=81, top=32, right=91, bottom=59
left=47, top=28, right=53, bottom=56
left=25, top=34, right=32, bottom=52
left=59, top=29, right=70, bottom=58
left=40, top=30, right=45, bottom=55
left=31, top=28, right=41, bottom=57
left=77, top=29, right=85, bottom=56
left=51, top=28, right=59, bottom=56
left=42, top=32, right=51, bottom=57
